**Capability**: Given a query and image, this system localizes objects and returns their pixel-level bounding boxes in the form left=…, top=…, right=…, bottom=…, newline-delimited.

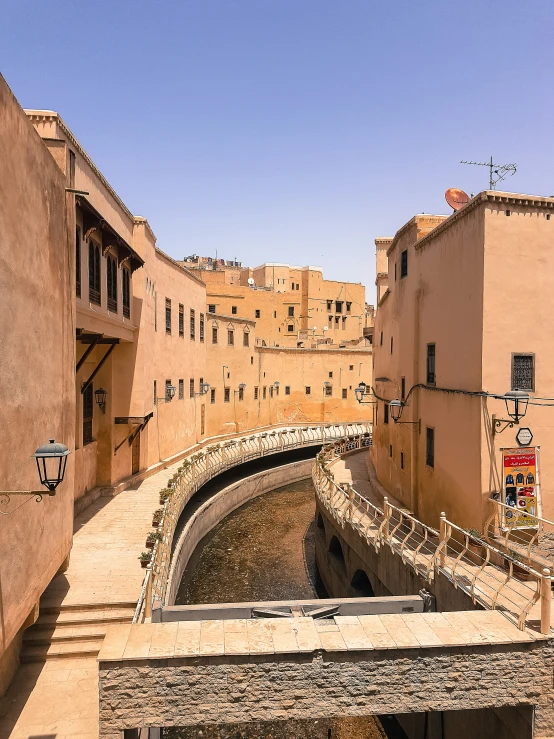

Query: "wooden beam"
left=81, top=343, right=116, bottom=394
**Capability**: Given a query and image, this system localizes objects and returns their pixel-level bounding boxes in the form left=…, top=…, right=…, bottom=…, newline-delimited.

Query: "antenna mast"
left=460, top=156, right=517, bottom=190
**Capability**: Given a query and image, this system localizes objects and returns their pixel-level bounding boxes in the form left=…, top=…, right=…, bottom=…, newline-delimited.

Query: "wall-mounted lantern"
left=94, top=387, right=107, bottom=414
left=165, top=384, right=176, bottom=402
left=494, top=388, right=530, bottom=434
left=32, top=439, right=71, bottom=494
left=389, top=399, right=420, bottom=430
left=274, top=381, right=280, bottom=389
left=354, top=382, right=374, bottom=404
left=195, top=382, right=211, bottom=397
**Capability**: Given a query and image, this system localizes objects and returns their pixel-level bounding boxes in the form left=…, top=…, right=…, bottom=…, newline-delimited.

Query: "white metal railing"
left=134, top=422, right=372, bottom=622
left=313, top=442, right=551, bottom=634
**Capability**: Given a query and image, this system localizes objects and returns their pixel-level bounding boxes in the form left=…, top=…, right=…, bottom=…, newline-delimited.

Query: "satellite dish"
left=445, top=188, right=470, bottom=211
left=247, top=277, right=255, bottom=286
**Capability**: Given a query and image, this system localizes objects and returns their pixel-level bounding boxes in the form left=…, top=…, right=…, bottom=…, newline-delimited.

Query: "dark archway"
left=350, top=569, right=375, bottom=597
left=328, top=535, right=347, bottom=576
left=316, top=512, right=325, bottom=529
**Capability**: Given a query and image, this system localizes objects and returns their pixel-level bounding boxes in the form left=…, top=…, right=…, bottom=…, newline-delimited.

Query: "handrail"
left=313, top=441, right=551, bottom=635
left=134, top=421, right=372, bottom=622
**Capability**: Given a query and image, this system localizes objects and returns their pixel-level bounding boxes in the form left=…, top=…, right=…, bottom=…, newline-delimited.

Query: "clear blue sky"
left=2, top=1, right=553, bottom=300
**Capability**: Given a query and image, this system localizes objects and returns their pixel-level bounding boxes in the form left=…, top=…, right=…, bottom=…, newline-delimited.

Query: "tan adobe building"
left=0, top=75, right=372, bottom=690
left=371, top=193, right=554, bottom=532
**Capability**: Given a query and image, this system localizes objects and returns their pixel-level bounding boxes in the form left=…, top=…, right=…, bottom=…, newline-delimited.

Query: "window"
left=335, top=316, right=340, bottom=324
left=275, top=385, right=279, bottom=396
left=327, top=300, right=332, bottom=310
left=394, top=263, right=397, bottom=281
left=287, top=324, right=294, bottom=332
left=401, top=377, right=406, bottom=401
left=251, top=356, right=254, bottom=364
left=107, top=256, right=118, bottom=313
left=263, top=386, right=267, bottom=399
left=76, top=227, right=81, bottom=298
left=285, top=386, right=290, bottom=395
left=380, top=331, right=383, bottom=346
left=342, top=388, right=347, bottom=399
left=189, top=379, right=194, bottom=398
left=199, top=313, right=205, bottom=342
left=427, top=344, right=436, bottom=385
left=269, top=386, right=273, bottom=398
left=342, top=317, right=346, bottom=330
left=88, top=241, right=101, bottom=305
left=401, top=249, right=408, bottom=278
left=255, top=309, right=261, bottom=318
left=288, top=306, right=294, bottom=317
left=389, top=444, right=393, bottom=458
left=232, top=306, right=237, bottom=315
left=384, top=402, right=389, bottom=424
left=212, top=326, right=218, bottom=344
left=512, top=354, right=535, bottom=391
left=426, top=427, right=435, bottom=468
left=224, top=387, right=230, bottom=402
left=400, top=451, right=405, bottom=470
left=83, top=383, right=93, bottom=445
left=154, top=292, right=157, bottom=331
left=228, top=329, right=234, bottom=346
left=178, top=379, right=184, bottom=399
left=122, top=268, right=130, bottom=319
left=199, top=377, right=204, bottom=394
left=346, top=302, right=351, bottom=312
left=390, top=336, right=393, bottom=354
left=505, top=210, right=511, bottom=217
left=349, top=365, right=354, bottom=371
left=335, top=301, right=343, bottom=313
left=254, top=386, right=259, bottom=400
left=274, top=311, right=277, bottom=318
left=190, top=309, right=195, bottom=340
left=329, top=371, right=333, bottom=378
left=208, top=304, right=216, bottom=313
left=210, top=388, right=216, bottom=404
left=178, top=304, right=184, bottom=337
left=153, top=380, right=157, bottom=404
left=328, top=315, right=333, bottom=327
left=243, top=331, right=249, bottom=347
left=305, top=386, right=311, bottom=395
left=165, top=299, right=171, bottom=335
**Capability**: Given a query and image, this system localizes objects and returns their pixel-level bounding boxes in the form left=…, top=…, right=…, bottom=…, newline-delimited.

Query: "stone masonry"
left=98, top=614, right=554, bottom=738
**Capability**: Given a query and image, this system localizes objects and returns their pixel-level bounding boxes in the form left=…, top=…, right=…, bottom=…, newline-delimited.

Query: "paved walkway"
left=0, top=458, right=181, bottom=739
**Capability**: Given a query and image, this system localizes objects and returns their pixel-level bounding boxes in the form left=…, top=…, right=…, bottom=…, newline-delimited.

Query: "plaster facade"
left=0, top=77, right=75, bottom=689
left=372, top=194, right=554, bottom=531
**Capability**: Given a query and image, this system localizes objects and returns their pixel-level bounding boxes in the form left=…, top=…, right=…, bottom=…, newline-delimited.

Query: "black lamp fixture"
left=234, top=382, right=247, bottom=395
left=354, top=382, right=374, bottom=404
left=493, top=388, right=530, bottom=433
left=389, top=399, right=420, bottom=430
left=165, top=384, right=176, bottom=402
left=195, top=382, right=211, bottom=397
left=33, top=439, right=71, bottom=494
left=273, top=381, right=280, bottom=390
left=94, top=387, right=107, bottom=414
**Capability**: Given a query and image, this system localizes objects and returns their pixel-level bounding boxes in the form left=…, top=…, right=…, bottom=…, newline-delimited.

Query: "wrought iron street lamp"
left=94, top=387, right=107, bottom=414
left=388, top=399, right=420, bottom=430
left=1, top=439, right=71, bottom=514
left=354, top=382, right=375, bottom=404
left=493, top=388, right=530, bottom=433
left=195, top=382, right=210, bottom=397
left=165, top=384, right=176, bottom=402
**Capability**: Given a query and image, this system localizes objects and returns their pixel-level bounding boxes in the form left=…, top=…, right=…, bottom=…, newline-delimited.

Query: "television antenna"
left=460, top=156, right=517, bottom=190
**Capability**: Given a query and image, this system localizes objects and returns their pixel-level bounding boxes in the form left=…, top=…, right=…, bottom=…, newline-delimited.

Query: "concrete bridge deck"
left=97, top=613, right=552, bottom=737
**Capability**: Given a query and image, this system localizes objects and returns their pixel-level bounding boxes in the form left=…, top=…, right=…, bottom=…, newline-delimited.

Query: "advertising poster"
left=502, top=447, right=540, bottom=529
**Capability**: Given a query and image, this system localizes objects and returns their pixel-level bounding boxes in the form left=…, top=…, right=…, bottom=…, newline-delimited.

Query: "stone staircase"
left=21, top=601, right=136, bottom=662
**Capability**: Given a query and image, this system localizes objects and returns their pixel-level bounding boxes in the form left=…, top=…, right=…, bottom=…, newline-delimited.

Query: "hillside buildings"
left=0, top=74, right=372, bottom=689
left=370, top=192, right=554, bottom=532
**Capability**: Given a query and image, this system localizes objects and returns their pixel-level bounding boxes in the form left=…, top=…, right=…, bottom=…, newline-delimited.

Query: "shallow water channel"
left=173, top=477, right=405, bottom=739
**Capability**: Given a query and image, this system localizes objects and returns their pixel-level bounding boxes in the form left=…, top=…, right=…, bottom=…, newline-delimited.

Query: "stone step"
left=23, top=626, right=107, bottom=646
left=34, top=606, right=135, bottom=628
left=39, top=600, right=136, bottom=615
left=21, top=639, right=104, bottom=663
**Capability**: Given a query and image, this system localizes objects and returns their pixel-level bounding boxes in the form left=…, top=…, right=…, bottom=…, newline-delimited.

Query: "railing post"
left=346, top=483, right=354, bottom=522
left=439, top=512, right=447, bottom=569
left=144, top=569, right=153, bottom=621
left=382, top=496, right=390, bottom=540
left=541, top=568, right=551, bottom=635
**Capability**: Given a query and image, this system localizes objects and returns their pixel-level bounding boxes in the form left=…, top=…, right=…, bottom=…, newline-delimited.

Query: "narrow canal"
left=172, top=476, right=406, bottom=739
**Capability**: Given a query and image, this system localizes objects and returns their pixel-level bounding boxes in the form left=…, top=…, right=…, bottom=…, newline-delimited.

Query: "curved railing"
left=134, top=421, right=372, bottom=622
left=313, top=440, right=552, bottom=634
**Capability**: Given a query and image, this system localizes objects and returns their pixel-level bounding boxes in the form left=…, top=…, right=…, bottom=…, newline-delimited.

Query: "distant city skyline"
left=3, top=0, right=553, bottom=300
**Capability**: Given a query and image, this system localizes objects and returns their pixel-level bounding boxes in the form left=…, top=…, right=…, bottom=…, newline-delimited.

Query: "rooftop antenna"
left=460, top=156, right=517, bottom=190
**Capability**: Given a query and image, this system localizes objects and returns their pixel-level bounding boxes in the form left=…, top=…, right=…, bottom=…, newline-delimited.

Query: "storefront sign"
left=502, top=446, right=541, bottom=529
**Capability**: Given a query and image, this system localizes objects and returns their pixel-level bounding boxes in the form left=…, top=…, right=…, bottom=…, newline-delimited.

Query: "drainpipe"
left=411, top=288, right=421, bottom=517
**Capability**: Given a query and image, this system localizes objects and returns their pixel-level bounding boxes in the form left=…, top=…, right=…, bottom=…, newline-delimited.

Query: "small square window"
left=512, top=354, right=534, bottom=391
left=208, top=304, right=216, bottom=313
left=329, top=371, right=333, bottom=378
left=255, top=309, right=261, bottom=318
left=224, top=388, right=230, bottom=402
left=305, top=386, right=311, bottom=395
left=287, top=324, right=294, bottom=332
left=325, top=385, right=332, bottom=397
left=349, top=365, right=354, bottom=371
left=506, top=210, right=511, bottom=216
left=232, top=306, right=237, bottom=315
left=285, top=386, right=290, bottom=395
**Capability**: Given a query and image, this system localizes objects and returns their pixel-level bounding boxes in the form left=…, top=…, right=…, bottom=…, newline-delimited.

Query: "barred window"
left=224, top=388, right=230, bottom=402
left=165, top=298, right=171, bottom=335
left=178, top=379, right=184, bottom=399
left=178, top=304, right=184, bottom=337
left=512, top=354, right=534, bottom=391
left=76, top=226, right=81, bottom=298
left=83, top=384, right=93, bottom=445
left=122, top=268, right=130, bottom=319
left=243, top=331, right=249, bottom=347
left=254, top=386, right=259, bottom=400
left=189, top=378, right=194, bottom=398
left=228, top=329, right=234, bottom=346
left=199, top=313, right=204, bottom=342
left=107, top=256, right=118, bottom=313
left=427, top=344, right=436, bottom=385
left=212, top=326, right=218, bottom=344
left=190, top=309, right=195, bottom=340
left=210, top=388, right=216, bottom=404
